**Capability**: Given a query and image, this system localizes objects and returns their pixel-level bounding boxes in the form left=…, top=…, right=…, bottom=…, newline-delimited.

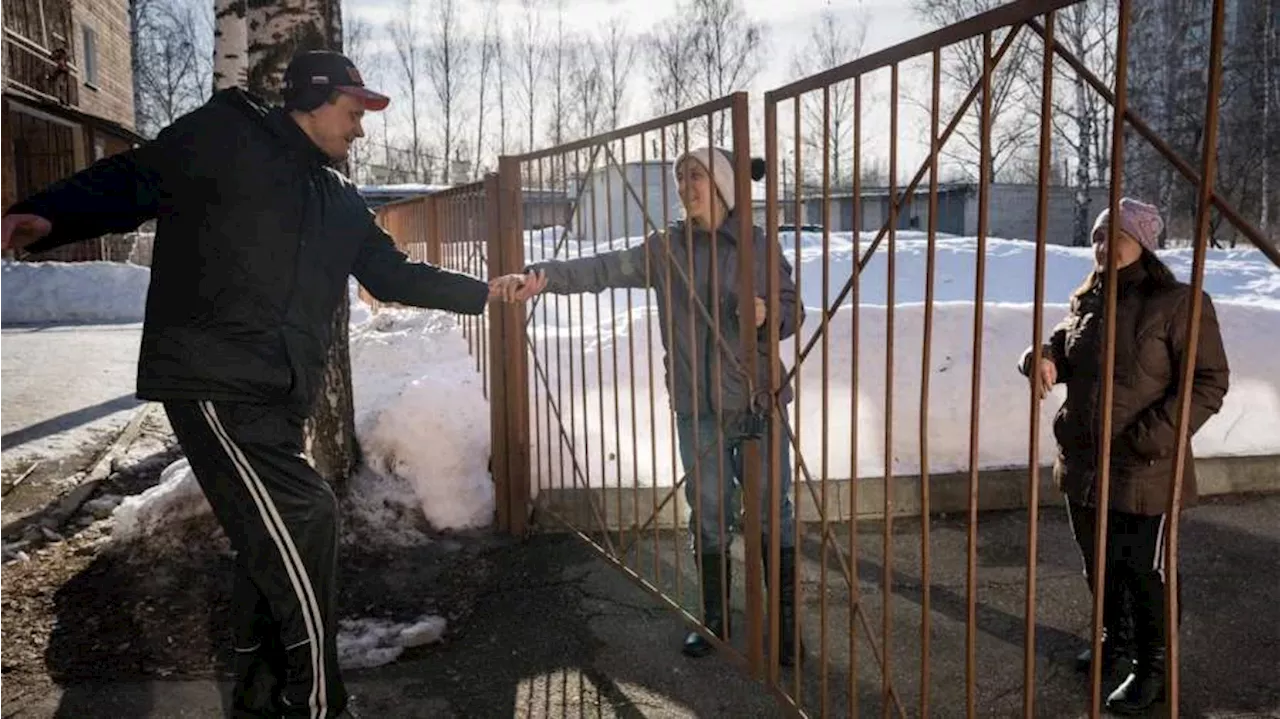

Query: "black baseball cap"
left=283, top=50, right=390, bottom=111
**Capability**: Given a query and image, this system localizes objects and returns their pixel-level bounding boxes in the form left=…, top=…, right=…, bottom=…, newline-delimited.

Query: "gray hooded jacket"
left=527, top=218, right=804, bottom=418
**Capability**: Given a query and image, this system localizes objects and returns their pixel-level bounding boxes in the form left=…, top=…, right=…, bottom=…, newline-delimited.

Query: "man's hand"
left=1, top=214, right=52, bottom=252
left=1033, top=357, right=1057, bottom=399
left=754, top=297, right=767, bottom=328
left=489, top=270, right=547, bottom=303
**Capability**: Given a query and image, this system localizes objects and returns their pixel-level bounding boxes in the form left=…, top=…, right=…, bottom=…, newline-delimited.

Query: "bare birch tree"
left=599, top=12, right=638, bottom=130
left=245, top=0, right=357, bottom=484
left=494, top=0, right=510, bottom=156
left=791, top=8, right=867, bottom=190
left=212, top=0, right=247, bottom=91
left=424, top=0, right=469, bottom=183
left=646, top=14, right=700, bottom=150
left=344, top=17, right=374, bottom=183
left=134, top=0, right=212, bottom=137
left=387, top=0, right=425, bottom=180
left=246, top=0, right=342, bottom=103
left=913, top=0, right=1036, bottom=181
left=547, top=0, right=571, bottom=148
left=516, top=0, right=547, bottom=152
left=690, top=0, right=763, bottom=145
left=474, top=0, right=500, bottom=177
left=569, top=38, right=604, bottom=138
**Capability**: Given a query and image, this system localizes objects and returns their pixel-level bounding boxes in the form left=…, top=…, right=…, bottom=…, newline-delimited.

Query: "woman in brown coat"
left=1018, top=198, right=1230, bottom=714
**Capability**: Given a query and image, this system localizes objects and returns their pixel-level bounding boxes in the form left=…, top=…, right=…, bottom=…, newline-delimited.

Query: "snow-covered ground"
left=4, top=231, right=1279, bottom=514
left=1, top=323, right=144, bottom=464
left=2, top=260, right=149, bottom=324
left=522, top=229, right=1280, bottom=492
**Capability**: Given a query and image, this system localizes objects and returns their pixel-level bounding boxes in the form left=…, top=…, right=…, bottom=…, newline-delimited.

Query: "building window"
left=82, top=25, right=98, bottom=86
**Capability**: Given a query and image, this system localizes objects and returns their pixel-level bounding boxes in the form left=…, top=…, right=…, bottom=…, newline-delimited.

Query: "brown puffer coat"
left=1020, top=259, right=1230, bottom=515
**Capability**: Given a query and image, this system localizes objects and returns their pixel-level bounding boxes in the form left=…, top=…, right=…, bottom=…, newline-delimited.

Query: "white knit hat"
left=674, top=147, right=737, bottom=212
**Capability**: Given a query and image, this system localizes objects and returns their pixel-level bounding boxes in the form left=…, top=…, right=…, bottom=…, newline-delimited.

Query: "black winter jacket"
left=7, top=88, right=489, bottom=412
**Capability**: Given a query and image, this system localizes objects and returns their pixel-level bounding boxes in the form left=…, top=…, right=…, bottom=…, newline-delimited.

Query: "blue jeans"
left=676, top=413, right=796, bottom=554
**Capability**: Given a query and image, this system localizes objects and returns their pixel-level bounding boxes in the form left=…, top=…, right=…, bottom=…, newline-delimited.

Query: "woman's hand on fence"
left=754, top=297, right=767, bottom=328
left=489, top=270, right=547, bottom=303
left=1034, top=358, right=1057, bottom=399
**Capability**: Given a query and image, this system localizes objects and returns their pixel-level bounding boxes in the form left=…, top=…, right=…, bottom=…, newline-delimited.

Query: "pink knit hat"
left=1091, top=197, right=1164, bottom=253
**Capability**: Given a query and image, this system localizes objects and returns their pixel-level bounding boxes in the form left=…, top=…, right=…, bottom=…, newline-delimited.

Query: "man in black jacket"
left=2, top=51, right=495, bottom=718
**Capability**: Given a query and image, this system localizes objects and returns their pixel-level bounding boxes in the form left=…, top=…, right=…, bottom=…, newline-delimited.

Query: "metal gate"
left=369, top=0, right=1280, bottom=714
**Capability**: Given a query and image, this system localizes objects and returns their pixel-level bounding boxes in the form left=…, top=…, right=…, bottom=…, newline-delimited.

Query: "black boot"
left=683, top=552, right=730, bottom=658
left=1077, top=565, right=1133, bottom=674
left=1074, top=627, right=1130, bottom=675
left=1106, top=572, right=1168, bottom=714
left=765, top=546, right=803, bottom=667
left=1106, top=647, right=1166, bottom=714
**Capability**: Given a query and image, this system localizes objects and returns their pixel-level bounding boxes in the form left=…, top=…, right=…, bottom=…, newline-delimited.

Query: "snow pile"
left=346, top=295, right=495, bottom=537
left=336, top=615, right=447, bottom=670
left=111, top=458, right=211, bottom=541
left=522, top=230, right=1280, bottom=488
left=2, top=260, right=150, bottom=324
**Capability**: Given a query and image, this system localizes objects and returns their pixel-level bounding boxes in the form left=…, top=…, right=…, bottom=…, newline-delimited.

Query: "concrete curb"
left=532, top=454, right=1280, bottom=530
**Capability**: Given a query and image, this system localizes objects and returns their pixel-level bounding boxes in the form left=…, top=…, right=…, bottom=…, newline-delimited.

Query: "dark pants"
left=1066, top=500, right=1179, bottom=652
left=165, top=401, right=346, bottom=718
left=676, top=413, right=795, bottom=554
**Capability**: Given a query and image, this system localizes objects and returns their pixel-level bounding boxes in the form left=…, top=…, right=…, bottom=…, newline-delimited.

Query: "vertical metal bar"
left=586, top=148, right=609, bottom=543
left=920, top=47, right=941, bottom=719
left=966, top=31, right=995, bottom=719
left=1167, top=1, right=1226, bottom=714
left=537, top=160, right=550, bottom=504
left=1091, top=2, right=1130, bottom=714
left=527, top=174, right=544, bottom=509
left=499, top=156, right=530, bottom=535
left=1024, top=12, right=1056, bottom=717
left=849, top=74, right=863, bottom=719
left=543, top=157, right=562, bottom=507
left=479, top=190, right=489, bottom=398
left=485, top=173, right=511, bottom=533
left=638, top=134, right=662, bottom=585
left=567, top=150, right=584, bottom=528
left=680, top=118, right=705, bottom=628
left=763, top=92, right=784, bottom=688
left=791, top=95, right=806, bottom=706
left=579, top=148, right=597, bottom=532
left=618, top=138, right=642, bottom=572
left=706, top=110, right=731, bottom=648
left=659, top=130, right=682, bottom=604
left=883, top=61, right=900, bottom=719
left=820, top=83, right=833, bottom=718
left=732, top=92, right=765, bottom=679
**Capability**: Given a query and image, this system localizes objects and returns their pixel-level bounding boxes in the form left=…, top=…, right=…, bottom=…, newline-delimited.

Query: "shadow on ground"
left=6, top=493, right=1278, bottom=718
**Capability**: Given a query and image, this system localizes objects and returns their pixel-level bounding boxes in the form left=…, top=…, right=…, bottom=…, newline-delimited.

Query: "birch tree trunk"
left=213, top=0, right=248, bottom=91
left=247, top=0, right=342, bottom=104
left=245, top=0, right=358, bottom=486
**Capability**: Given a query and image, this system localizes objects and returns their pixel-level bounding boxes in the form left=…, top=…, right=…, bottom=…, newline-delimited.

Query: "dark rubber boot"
left=683, top=552, right=730, bottom=658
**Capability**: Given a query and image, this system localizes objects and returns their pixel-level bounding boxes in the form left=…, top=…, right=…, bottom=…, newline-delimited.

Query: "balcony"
left=2, top=0, right=79, bottom=107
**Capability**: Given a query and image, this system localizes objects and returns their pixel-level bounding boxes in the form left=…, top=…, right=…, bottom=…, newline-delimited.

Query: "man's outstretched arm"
left=352, top=221, right=493, bottom=314
left=2, top=100, right=216, bottom=254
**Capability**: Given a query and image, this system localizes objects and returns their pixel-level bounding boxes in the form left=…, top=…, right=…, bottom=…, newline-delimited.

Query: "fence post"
left=488, top=160, right=531, bottom=535
left=426, top=195, right=443, bottom=265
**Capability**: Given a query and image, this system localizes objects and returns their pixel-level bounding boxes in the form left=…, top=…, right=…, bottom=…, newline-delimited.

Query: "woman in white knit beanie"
left=494, top=145, right=803, bottom=666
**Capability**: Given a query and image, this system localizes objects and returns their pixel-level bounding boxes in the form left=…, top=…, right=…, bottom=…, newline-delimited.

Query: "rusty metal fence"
left=366, top=0, right=1279, bottom=713
left=754, top=0, right=1276, bottom=716
left=370, top=180, right=529, bottom=534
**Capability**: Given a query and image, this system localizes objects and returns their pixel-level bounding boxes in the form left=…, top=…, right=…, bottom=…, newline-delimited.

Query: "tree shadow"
left=1, top=394, right=142, bottom=451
